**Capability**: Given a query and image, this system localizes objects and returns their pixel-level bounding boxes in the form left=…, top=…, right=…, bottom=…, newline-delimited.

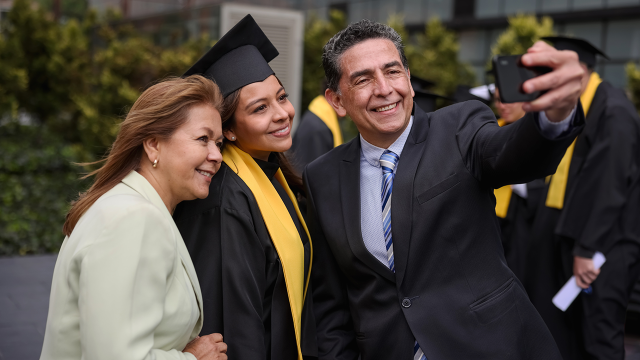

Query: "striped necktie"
left=379, top=150, right=427, bottom=360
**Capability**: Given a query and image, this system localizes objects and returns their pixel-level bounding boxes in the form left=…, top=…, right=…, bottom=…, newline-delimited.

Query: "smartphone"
left=492, top=55, right=552, bottom=103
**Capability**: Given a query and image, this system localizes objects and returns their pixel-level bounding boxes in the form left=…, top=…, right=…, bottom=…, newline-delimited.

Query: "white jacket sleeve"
left=76, top=202, right=197, bottom=360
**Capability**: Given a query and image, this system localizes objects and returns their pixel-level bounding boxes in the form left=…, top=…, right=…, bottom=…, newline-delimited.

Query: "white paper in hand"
left=552, top=252, right=606, bottom=312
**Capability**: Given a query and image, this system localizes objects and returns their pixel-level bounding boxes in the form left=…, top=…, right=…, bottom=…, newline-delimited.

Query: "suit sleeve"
left=77, top=203, right=197, bottom=360
left=303, top=169, right=359, bottom=360
left=557, top=103, right=640, bottom=255
left=455, top=100, right=585, bottom=188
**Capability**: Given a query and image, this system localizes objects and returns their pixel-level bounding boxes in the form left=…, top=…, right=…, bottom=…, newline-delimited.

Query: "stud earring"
left=231, top=136, right=236, bottom=141
left=153, top=159, right=158, bottom=168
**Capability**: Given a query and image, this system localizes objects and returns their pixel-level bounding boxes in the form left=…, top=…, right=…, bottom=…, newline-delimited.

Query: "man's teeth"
left=273, top=126, right=289, bottom=134
left=375, top=103, right=397, bottom=112
left=197, top=170, right=213, bottom=178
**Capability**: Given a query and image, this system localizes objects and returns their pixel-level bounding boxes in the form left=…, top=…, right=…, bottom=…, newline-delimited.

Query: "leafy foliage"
left=387, top=15, right=476, bottom=98
left=0, top=0, right=212, bottom=254
left=627, top=62, right=640, bottom=114
left=302, top=10, right=346, bottom=110
left=0, top=123, right=90, bottom=255
left=491, top=14, right=555, bottom=57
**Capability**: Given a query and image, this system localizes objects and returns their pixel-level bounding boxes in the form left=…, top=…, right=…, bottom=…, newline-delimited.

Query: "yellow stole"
left=308, top=95, right=343, bottom=147
left=223, top=144, right=312, bottom=360
left=545, top=72, right=602, bottom=209
left=494, top=118, right=512, bottom=218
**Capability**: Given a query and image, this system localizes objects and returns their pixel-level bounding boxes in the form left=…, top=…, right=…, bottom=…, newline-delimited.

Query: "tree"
left=387, top=15, right=476, bottom=98
left=0, top=1, right=213, bottom=255
left=626, top=62, right=640, bottom=115
left=0, top=0, right=89, bottom=126
left=491, top=14, right=555, bottom=57
left=302, top=9, right=346, bottom=110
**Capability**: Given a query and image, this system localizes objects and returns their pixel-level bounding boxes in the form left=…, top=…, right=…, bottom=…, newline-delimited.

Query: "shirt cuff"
left=536, top=106, right=577, bottom=139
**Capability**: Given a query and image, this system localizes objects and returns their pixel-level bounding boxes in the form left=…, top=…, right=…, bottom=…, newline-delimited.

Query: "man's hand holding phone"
left=496, top=41, right=584, bottom=122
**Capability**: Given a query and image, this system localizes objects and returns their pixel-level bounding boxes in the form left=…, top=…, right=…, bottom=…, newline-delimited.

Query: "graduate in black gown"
left=289, top=83, right=342, bottom=173
left=525, top=36, right=640, bottom=360
left=173, top=15, right=317, bottom=360
left=492, top=87, right=546, bottom=283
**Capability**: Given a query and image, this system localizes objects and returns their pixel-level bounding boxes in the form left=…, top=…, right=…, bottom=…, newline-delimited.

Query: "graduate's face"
left=226, top=75, right=295, bottom=161
left=150, top=104, right=223, bottom=208
left=326, top=38, right=414, bottom=148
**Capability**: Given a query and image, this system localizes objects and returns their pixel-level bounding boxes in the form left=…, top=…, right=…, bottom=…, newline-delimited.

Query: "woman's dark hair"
left=221, top=79, right=303, bottom=193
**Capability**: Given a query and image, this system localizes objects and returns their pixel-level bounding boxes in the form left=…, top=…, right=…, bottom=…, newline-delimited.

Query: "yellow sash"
left=308, top=95, right=343, bottom=147
left=494, top=118, right=512, bottom=218
left=545, top=72, right=602, bottom=209
left=223, top=144, right=312, bottom=360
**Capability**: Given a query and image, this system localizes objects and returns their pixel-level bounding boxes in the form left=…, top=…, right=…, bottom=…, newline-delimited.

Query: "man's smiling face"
left=327, top=38, right=415, bottom=148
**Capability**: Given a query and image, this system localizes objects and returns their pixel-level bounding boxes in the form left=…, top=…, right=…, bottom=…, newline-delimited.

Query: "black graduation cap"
left=183, top=15, right=279, bottom=97
left=413, top=91, right=451, bottom=112
left=453, top=85, right=491, bottom=105
left=410, top=76, right=436, bottom=92
left=542, top=36, right=609, bottom=68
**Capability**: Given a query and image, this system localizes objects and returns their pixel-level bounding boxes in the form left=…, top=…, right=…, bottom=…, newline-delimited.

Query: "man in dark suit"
left=303, top=19, right=585, bottom=359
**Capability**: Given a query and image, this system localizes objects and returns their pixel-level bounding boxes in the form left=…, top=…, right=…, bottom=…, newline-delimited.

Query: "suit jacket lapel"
left=340, top=139, right=396, bottom=282
left=393, top=105, right=430, bottom=288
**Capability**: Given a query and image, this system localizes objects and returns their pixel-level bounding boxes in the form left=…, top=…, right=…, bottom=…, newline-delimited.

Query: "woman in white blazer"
left=40, top=75, right=228, bottom=360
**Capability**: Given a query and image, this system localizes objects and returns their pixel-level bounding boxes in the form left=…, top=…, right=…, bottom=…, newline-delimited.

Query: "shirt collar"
left=360, top=116, right=414, bottom=167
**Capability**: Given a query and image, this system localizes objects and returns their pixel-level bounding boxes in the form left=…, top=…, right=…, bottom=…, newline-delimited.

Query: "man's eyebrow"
left=349, top=68, right=373, bottom=81
left=349, top=61, right=404, bottom=82
left=383, top=61, right=402, bottom=69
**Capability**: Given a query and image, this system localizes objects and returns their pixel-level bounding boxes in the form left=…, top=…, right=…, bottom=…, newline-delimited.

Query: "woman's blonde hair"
left=63, top=75, right=224, bottom=236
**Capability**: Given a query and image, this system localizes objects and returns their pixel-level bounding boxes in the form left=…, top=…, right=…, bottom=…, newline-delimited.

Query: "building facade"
left=92, top=0, right=640, bottom=89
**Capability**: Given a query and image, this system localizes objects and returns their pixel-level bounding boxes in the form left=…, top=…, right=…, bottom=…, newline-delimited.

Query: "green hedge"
left=0, top=123, right=90, bottom=255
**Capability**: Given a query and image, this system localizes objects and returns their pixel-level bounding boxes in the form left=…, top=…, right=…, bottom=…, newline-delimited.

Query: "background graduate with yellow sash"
left=173, top=15, right=317, bottom=360
left=524, top=36, right=640, bottom=360
left=289, top=83, right=343, bottom=173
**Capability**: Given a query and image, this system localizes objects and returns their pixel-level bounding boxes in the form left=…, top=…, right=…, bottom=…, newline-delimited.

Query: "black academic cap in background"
left=414, top=90, right=452, bottom=112
left=410, top=76, right=436, bottom=92
left=183, top=15, right=279, bottom=97
left=453, top=85, right=491, bottom=105
left=541, top=36, right=609, bottom=68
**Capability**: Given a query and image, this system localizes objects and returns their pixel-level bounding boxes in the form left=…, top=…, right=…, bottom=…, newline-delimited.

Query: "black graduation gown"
left=290, top=110, right=334, bottom=173
left=173, top=155, right=317, bottom=360
left=498, top=179, right=545, bottom=283
left=524, top=81, right=640, bottom=360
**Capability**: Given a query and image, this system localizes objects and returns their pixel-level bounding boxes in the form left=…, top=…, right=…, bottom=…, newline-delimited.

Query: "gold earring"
left=153, top=159, right=158, bottom=168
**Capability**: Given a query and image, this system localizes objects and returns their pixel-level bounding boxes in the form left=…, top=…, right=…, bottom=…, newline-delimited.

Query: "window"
left=475, top=0, right=501, bottom=18
left=425, top=0, right=453, bottom=21
left=606, top=19, right=640, bottom=59
left=541, top=0, right=569, bottom=12
left=563, top=22, right=603, bottom=50
left=607, top=0, right=640, bottom=7
left=349, top=1, right=375, bottom=22
left=572, top=0, right=605, bottom=10
left=504, top=0, right=535, bottom=15
left=403, top=0, right=423, bottom=23
left=458, top=30, right=487, bottom=63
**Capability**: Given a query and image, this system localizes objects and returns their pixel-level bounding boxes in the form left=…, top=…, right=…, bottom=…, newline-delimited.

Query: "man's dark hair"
left=322, top=19, right=409, bottom=93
